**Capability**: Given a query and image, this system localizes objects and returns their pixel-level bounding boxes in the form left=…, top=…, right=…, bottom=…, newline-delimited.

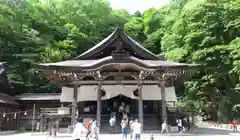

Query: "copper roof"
left=74, top=27, right=161, bottom=60
left=34, top=28, right=199, bottom=72
left=36, top=56, right=197, bottom=72
left=0, top=92, right=19, bottom=105
left=14, top=93, right=61, bottom=101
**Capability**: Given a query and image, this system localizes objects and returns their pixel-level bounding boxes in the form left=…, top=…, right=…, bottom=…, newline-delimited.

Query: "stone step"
left=100, top=116, right=161, bottom=133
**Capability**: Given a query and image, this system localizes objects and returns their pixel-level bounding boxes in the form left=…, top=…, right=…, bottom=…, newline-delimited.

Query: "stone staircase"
left=142, top=114, right=161, bottom=133
left=100, top=114, right=161, bottom=133
left=56, top=114, right=161, bottom=134
left=100, top=115, right=122, bottom=133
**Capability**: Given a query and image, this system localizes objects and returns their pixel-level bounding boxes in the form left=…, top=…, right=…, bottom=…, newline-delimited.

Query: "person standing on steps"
left=119, top=102, right=125, bottom=119
left=109, top=116, right=116, bottom=134
left=125, top=104, right=130, bottom=117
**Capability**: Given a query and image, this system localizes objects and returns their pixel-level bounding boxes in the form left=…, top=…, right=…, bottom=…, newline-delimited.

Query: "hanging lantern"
left=24, top=111, right=27, bottom=116
left=107, top=94, right=110, bottom=99
left=132, top=93, right=134, bottom=99
left=14, top=113, right=16, bottom=119
left=3, top=113, right=5, bottom=118
left=7, top=117, right=9, bottom=122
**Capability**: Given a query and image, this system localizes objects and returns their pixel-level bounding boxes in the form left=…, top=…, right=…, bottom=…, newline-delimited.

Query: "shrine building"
left=32, top=27, right=197, bottom=132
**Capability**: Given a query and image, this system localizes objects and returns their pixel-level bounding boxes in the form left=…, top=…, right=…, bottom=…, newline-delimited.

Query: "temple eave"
left=34, top=63, right=196, bottom=73
left=40, top=69, right=196, bottom=89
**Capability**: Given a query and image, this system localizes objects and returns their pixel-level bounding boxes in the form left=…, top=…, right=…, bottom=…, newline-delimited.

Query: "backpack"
left=87, top=121, right=92, bottom=129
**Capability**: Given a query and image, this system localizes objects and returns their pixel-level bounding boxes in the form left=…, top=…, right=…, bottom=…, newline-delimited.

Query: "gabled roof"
left=74, top=27, right=161, bottom=60
left=0, top=92, right=19, bottom=106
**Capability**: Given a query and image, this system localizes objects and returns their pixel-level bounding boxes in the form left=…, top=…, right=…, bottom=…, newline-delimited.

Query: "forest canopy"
left=0, top=0, right=239, bottom=120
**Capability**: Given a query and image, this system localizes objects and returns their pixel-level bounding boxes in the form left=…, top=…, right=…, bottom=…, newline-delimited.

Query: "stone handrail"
left=199, top=121, right=232, bottom=129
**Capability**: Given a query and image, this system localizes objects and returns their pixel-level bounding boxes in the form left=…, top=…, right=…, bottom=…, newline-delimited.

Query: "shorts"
left=135, top=133, right=140, bottom=139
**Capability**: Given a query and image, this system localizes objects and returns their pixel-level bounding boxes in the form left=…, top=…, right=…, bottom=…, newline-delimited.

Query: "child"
left=232, top=119, right=238, bottom=132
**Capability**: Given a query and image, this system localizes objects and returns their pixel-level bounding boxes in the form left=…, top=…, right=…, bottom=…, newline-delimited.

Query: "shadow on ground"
left=157, top=127, right=234, bottom=136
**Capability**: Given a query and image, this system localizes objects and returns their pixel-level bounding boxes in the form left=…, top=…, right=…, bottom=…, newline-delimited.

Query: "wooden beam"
left=40, top=69, right=196, bottom=87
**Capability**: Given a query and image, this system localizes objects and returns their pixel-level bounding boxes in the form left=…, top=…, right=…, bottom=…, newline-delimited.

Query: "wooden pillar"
left=96, top=71, right=102, bottom=127
left=160, top=80, right=167, bottom=123
left=138, top=83, right=144, bottom=125
left=49, top=119, right=52, bottom=136
left=96, top=80, right=102, bottom=125
left=71, top=80, right=78, bottom=126
left=40, top=113, right=44, bottom=133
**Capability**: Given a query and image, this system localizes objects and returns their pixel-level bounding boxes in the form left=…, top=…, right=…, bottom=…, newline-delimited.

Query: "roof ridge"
left=73, top=27, right=161, bottom=60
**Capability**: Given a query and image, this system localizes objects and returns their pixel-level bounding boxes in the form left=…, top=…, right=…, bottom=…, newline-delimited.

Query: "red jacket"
left=232, top=120, right=237, bottom=126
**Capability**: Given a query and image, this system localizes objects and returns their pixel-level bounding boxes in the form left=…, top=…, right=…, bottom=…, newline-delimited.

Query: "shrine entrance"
left=107, top=94, right=132, bottom=108
left=102, top=94, right=138, bottom=114
left=34, top=27, right=197, bottom=131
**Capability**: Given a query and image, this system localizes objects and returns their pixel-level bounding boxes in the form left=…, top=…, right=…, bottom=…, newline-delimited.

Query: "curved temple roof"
left=36, top=56, right=197, bottom=72
left=34, top=27, right=199, bottom=72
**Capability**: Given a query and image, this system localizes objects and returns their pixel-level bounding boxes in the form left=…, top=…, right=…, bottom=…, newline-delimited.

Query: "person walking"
left=129, top=117, right=134, bottom=139
left=86, top=119, right=99, bottom=140
left=109, top=116, right=116, bottom=134
left=86, top=119, right=93, bottom=139
left=132, top=119, right=142, bottom=140
left=161, top=120, right=168, bottom=133
left=121, top=118, right=128, bottom=138
left=72, top=117, right=87, bottom=140
left=176, top=118, right=184, bottom=133
left=232, top=119, right=238, bottom=132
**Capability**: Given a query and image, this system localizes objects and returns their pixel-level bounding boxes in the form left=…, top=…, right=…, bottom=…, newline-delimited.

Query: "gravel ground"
left=0, top=127, right=240, bottom=140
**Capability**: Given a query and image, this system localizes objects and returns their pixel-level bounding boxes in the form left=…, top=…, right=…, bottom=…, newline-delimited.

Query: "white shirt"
left=132, top=122, right=142, bottom=134
left=91, top=121, right=97, bottom=131
left=177, top=119, right=182, bottom=126
left=72, top=123, right=87, bottom=139
left=109, top=118, right=116, bottom=126
left=129, top=120, right=134, bottom=129
left=161, top=122, right=167, bottom=130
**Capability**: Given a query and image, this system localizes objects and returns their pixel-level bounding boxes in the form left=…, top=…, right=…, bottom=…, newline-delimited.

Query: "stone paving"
left=1, top=127, right=240, bottom=140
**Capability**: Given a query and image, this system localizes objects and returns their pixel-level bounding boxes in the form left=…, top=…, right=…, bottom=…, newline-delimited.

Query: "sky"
left=108, top=0, right=170, bottom=14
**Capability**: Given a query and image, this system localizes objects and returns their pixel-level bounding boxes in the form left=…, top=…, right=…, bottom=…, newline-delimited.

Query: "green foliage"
left=0, top=0, right=127, bottom=93
left=232, top=104, right=240, bottom=118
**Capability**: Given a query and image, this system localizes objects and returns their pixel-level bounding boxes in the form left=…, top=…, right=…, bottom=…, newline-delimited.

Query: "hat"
left=77, top=117, right=83, bottom=123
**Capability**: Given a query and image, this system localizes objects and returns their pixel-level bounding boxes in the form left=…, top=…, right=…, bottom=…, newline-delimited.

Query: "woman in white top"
left=132, top=119, right=142, bottom=140
left=72, top=117, right=87, bottom=140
